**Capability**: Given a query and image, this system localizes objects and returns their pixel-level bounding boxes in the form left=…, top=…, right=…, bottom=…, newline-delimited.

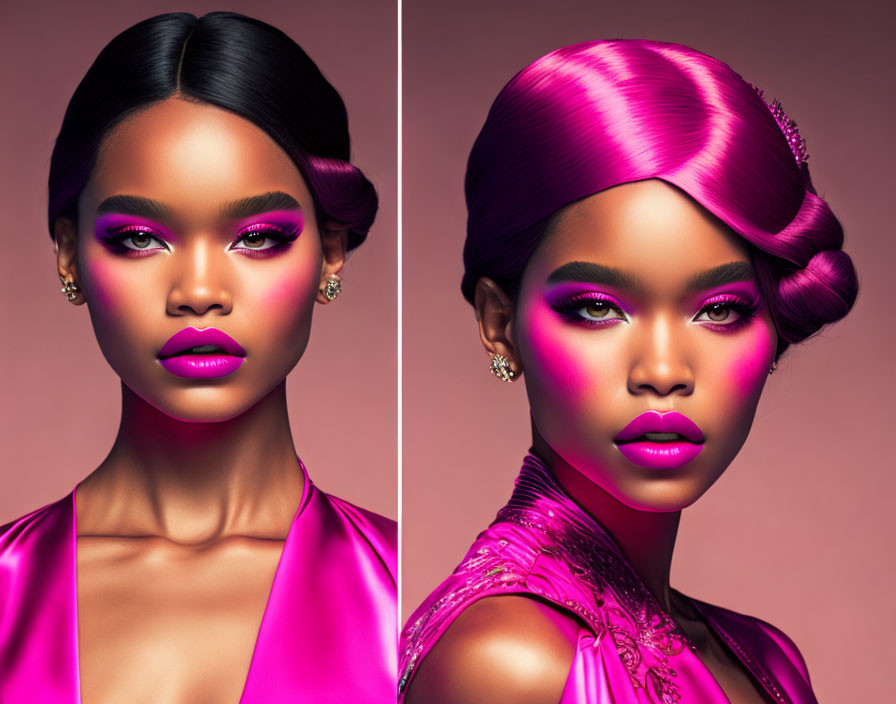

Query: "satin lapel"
left=239, top=483, right=396, bottom=703
left=0, top=494, right=79, bottom=704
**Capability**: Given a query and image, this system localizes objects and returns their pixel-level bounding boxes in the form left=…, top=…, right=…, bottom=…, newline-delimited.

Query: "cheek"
left=520, top=304, right=613, bottom=416
left=82, top=256, right=130, bottom=311
left=247, top=261, right=319, bottom=333
left=725, top=322, right=777, bottom=399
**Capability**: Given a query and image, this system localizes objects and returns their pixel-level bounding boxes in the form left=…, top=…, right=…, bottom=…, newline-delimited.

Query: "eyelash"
left=103, top=225, right=167, bottom=257
left=693, top=295, right=759, bottom=332
left=229, top=223, right=301, bottom=258
left=552, top=293, right=759, bottom=331
left=103, top=223, right=301, bottom=259
left=552, top=293, right=628, bottom=327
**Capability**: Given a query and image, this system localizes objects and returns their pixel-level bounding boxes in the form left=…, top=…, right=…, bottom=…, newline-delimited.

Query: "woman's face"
left=57, top=98, right=339, bottom=422
left=511, top=179, right=778, bottom=511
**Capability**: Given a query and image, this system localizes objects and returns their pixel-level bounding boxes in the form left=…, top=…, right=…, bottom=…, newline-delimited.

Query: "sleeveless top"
left=0, top=459, right=397, bottom=703
left=399, top=453, right=816, bottom=703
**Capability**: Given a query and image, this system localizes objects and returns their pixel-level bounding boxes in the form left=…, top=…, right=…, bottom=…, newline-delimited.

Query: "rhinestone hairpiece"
left=753, top=86, right=809, bottom=165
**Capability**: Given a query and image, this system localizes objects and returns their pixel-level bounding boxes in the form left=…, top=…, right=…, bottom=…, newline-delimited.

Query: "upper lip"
left=614, top=411, right=705, bottom=444
left=158, top=327, right=246, bottom=359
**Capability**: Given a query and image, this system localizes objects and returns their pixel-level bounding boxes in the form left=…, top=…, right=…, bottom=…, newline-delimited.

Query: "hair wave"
left=462, top=40, right=857, bottom=357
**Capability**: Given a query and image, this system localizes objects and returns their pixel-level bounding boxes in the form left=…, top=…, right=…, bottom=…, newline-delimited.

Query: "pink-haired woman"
left=400, top=40, right=856, bottom=704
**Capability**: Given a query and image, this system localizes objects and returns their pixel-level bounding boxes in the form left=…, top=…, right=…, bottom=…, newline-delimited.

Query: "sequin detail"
left=399, top=454, right=695, bottom=702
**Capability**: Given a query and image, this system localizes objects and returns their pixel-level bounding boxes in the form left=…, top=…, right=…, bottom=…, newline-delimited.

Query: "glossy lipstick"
left=614, top=411, right=705, bottom=469
left=158, top=327, right=246, bottom=379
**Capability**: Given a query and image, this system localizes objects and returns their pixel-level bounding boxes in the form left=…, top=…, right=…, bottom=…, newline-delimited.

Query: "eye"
left=106, top=226, right=167, bottom=254
left=552, top=294, right=628, bottom=326
left=122, top=232, right=163, bottom=250
left=229, top=224, right=300, bottom=255
left=693, top=298, right=758, bottom=328
left=575, top=300, right=626, bottom=322
left=233, top=231, right=279, bottom=251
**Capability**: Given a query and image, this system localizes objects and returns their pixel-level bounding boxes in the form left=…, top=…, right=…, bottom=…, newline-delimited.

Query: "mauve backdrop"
left=0, top=1, right=397, bottom=521
left=402, top=0, right=894, bottom=700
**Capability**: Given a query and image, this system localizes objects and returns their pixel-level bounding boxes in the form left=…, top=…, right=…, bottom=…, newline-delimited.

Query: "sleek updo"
left=462, top=40, right=857, bottom=358
left=48, top=11, right=377, bottom=250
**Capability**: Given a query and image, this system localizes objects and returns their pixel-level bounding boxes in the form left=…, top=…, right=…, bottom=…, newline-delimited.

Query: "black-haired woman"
left=0, top=13, right=395, bottom=702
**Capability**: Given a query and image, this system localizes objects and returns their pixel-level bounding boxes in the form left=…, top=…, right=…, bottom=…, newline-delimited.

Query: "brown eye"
left=585, top=301, right=611, bottom=318
left=242, top=233, right=267, bottom=249
left=706, top=304, right=729, bottom=322
left=130, top=233, right=153, bottom=249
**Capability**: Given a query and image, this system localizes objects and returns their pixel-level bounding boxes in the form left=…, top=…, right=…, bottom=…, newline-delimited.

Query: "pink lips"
left=614, top=411, right=705, bottom=469
left=157, top=327, right=246, bottom=379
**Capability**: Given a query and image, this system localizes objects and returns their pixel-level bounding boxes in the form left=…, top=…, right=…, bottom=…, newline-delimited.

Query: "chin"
left=591, top=467, right=715, bottom=513
left=129, top=384, right=261, bottom=424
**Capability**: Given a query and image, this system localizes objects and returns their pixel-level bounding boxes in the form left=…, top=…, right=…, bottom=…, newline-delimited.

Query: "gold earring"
left=60, top=278, right=80, bottom=301
left=768, top=361, right=777, bottom=375
left=489, top=354, right=515, bottom=382
left=323, top=274, right=342, bottom=301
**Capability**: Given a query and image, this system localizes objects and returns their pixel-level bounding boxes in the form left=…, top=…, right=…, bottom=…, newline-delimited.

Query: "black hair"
left=48, top=11, right=377, bottom=249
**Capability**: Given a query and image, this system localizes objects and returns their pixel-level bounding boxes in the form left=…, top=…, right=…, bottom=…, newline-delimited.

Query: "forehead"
left=81, top=98, right=311, bottom=223
left=526, top=179, right=753, bottom=290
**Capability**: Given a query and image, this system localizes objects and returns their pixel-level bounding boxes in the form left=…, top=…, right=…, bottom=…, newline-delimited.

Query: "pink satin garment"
left=399, top=453, right=816, bottom=704
left=0, top=460, right=397, bottom=703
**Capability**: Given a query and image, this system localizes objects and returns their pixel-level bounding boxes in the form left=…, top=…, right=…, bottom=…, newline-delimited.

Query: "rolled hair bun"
left=48, top=11, right=377, bottom=250
left=462, top=39, right=857, bottom=356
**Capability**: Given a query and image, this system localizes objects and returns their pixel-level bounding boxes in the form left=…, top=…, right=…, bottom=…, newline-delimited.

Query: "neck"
left=77, top=381, right=303, bottom=544
left=531, top=428, right=680, bottom=614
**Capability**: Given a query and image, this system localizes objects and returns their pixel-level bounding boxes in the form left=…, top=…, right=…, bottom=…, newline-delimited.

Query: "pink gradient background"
left=402, top=0, right=895, bottom=699
left=0, top=1, right=396, bottom=520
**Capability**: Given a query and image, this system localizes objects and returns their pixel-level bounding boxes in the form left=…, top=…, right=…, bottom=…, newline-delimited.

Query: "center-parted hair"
left=463, top=40, right=857, bottom=357
left=48, top=11, right=377, bottom=250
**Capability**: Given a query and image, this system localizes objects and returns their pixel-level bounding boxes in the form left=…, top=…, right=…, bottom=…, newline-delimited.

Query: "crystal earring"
left=768, top=361, right=777, bottom=375
left=60, top=279, right=80, bottom=301
left=323, top=274, right=342, bottom=301
left=489, top=354, right=515, bottom=382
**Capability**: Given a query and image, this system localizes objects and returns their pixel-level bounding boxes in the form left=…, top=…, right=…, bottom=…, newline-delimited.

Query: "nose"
left=166, top=239, right=233, bottom=317
left=627, top=314, right=694, bottom=397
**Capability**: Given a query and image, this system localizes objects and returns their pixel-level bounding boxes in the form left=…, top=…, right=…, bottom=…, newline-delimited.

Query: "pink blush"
left=727, top=326, right=776, bottom=397
left=524, top=303, right=605, bottom=407
left=82, top=257, right=129, bottom=309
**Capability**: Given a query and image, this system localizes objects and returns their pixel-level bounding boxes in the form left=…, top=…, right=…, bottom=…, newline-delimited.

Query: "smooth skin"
left=55, top=97, right=347, bottom=703
left=407, top=180, right=776, bottom=704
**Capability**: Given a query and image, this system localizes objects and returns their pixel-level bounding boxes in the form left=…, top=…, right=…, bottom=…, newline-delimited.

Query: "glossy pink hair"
left=462, top=40, right=857, bottom=356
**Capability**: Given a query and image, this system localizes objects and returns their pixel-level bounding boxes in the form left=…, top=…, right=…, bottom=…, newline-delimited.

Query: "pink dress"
left=0, top=460, right=396, bottom=702
left=399, top=453, right=816, bottom=703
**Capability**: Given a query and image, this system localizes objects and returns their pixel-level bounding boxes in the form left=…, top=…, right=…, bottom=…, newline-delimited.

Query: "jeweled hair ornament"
left=754, top=86, right=809, bottom=165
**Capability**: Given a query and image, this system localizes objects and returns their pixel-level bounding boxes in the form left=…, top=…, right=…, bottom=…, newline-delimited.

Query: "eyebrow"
left=545, top=260, right=755, bottom=291
left=95, top=191, right=301, bottom=221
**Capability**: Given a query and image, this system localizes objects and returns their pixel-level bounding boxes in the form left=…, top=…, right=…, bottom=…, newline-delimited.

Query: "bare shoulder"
left=405, top=595, right=580, bottom=704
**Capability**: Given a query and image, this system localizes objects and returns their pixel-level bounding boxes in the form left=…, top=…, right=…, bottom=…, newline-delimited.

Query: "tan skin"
left=54, top=97, right=348, bottom=703
left=407, top=180, right=777, bottom=703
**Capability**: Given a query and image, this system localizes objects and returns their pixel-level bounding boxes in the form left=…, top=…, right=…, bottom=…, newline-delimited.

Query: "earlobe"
left=53, top=216, right=86, bottom=306
left=474, top=277, right=522, bottom=381
left=316, top=221, right=349, bottom=304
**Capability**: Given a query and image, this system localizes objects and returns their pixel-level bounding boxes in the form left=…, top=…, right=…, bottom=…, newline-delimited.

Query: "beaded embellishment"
left=754, top=86, right=809, bottom=165
left=398, top=454, right=696, bottom=703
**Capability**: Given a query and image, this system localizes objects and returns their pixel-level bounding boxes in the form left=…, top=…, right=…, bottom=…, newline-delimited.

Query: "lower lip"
left=158, top=354, right=244, bottom=379
left=615, top=441, right=704, bottom=469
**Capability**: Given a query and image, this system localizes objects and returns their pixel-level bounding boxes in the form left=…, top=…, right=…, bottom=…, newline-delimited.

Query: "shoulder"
left=404, top=595, right=579, bottom=704
left=0, top=495, right=71, bottom=551
left=324, top=492, right=396, bottom=545
left=322, top=491, right=397, bottom=577
left=691, top=596, right=812, bottom=684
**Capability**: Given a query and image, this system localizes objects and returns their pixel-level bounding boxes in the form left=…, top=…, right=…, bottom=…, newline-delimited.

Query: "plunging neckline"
left=71, top=464, right=311, bottom=704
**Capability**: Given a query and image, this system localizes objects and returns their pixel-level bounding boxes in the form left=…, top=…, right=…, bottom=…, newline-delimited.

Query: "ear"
left=317, top=220, right=349, bottom=304
left=54, top=216, right=86, bottom=305
left=473, top=277, right=522, bottom=379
